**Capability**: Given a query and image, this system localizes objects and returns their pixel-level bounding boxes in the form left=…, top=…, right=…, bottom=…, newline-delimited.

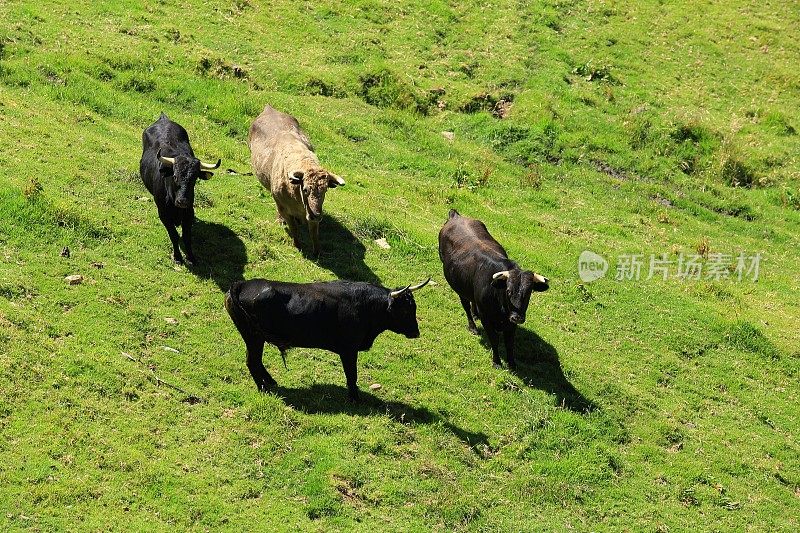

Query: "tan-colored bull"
left=248, top=105, right=345, bottom=256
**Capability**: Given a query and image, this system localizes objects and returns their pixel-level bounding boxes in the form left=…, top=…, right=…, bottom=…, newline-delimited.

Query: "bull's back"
left=140, top=116, right=194, bottom=192
left=229, top=279, right=351, bottom=350
left=140, top=123, right=166, bottom=197
left=439, top=214, right=507, bottom=297
left=249, top=106, right=308, bottom=188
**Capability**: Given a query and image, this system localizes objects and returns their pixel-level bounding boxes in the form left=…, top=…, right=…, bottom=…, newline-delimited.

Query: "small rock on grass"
left=374, top=238, right=391, bottom=250
left=164, top=317, right=178, bottom=325
left=442, top=131, right=455, bottom=141
left=369, top=383, right=382, bottom=391
left=64, top=274, right=83, bottom=285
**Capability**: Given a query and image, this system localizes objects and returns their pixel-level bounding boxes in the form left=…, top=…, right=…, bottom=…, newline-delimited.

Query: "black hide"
left=438, top=209, right=548, bottom=368
left=225, top=279, right=422, bottom=401
left=140, top=113, right=216, bottom=265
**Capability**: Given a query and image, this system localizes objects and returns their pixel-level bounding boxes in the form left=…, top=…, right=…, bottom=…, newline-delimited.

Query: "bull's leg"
left=286, top=216, right=303, bottom=250
left=308, top=219, right=321, bottom=257
left=158, top=208, right=184, bottom=264
left=246, top=340, right=277, bottom=392
left=485, top=327, right=502, bottom=367
left=338, top=352, right=360, bottom=402
left=181, top=211, right=197, bottom=266
left=503, top=326, right=517, bottom=369
left=275, top=205, right=300, bottom=248
left=460, top=297, right=479, bottom=335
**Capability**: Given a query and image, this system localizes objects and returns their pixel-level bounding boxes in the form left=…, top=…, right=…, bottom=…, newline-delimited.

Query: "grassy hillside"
left=1, top=0, right=798, bottom=530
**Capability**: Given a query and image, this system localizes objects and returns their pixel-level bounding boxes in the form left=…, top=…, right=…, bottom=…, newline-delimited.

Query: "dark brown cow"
left=438, top=209, right=549, bottom=368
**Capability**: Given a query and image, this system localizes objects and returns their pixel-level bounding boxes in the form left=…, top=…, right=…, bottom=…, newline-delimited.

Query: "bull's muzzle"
left=509, top=313, right=525, bottom=325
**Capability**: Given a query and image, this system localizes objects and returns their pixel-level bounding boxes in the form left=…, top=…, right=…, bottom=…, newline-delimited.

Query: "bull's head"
left=491, top=269, right=549, bottom=325
left=158, top=150, right=220, bottom=209
left=288, top=168, right=345, bottom=221
left=387, top=278, right=431, bottom=338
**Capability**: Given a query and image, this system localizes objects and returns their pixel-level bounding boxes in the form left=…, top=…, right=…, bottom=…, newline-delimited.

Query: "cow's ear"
left=288, top=170, right=304, bottom=185
left=328, top=174, right=345, bottom=188
left=199, top=171, right=213, bottom=180
left=491, top=277, right=507, bottom=289
left=532, top=273, right=549, bottom=292
left=491, top=270, right=510, bottom=288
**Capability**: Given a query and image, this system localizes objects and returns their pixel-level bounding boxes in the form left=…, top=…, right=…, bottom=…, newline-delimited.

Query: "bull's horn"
left=409, top=277, right=431, bottom=292
left=492, top=271, right=510, bottom=280
left=200, top=159, right=221, bottom=170
left=157, top=149, right=175, bottom=166
left=534, top=273, right=548, bottom=284
left=331, top=174, right=346, bottom=186
left=389, top=284, right=412, bottom=299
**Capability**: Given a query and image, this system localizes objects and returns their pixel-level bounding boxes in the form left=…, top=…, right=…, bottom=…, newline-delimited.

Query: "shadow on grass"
left=479, top=327, right=596, bottom=413
left=275, top=383, right=490, bottom=452
left=190, top=219, right=247, bottom=292
left=300, top=214, right=381, bottom=284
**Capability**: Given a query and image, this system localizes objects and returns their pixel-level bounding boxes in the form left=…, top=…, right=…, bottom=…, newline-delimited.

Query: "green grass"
left=1, top=0, right=799, bottom=530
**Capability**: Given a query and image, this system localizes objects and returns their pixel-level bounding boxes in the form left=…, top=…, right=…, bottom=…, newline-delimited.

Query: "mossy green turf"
left=1, top=0, right=798, bottom=530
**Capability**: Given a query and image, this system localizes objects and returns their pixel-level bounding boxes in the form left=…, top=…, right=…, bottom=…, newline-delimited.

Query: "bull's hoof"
left=257, top=379, right=278, bottom=392
left=468, top=325, right=480, bottom=336
left=347, top=391, right=361, bottom=403
left=173, top=255, right=185, bottom=265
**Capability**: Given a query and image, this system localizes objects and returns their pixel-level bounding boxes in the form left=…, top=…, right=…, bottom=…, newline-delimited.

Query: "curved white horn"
left=157, top=150, right=175, bottom=166
left=409, top=277, right=431, bottom=292
left=492, top=271, right=510, bottom=281
left=200, top=159, right=221, bottom=170
left=389, top=284, right=412, bottom=299
left=332, top=174, right=345, bottom=186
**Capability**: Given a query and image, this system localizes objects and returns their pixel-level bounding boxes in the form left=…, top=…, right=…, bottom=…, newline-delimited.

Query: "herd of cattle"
left=139, top=105, right=549, bottom=401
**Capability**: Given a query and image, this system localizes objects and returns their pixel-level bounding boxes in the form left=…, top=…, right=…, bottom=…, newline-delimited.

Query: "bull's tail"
left=448, top=209, right=460, bottom=220
left=224, top=281, right=252, bottom=341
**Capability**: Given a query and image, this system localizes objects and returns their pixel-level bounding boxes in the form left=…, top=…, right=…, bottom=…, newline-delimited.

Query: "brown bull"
left=248, top=105, right=345, bottom=256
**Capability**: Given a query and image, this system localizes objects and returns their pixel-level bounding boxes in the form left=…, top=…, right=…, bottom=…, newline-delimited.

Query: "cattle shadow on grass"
left=189, top=219, right=247, bottom=291
left=299, top=214, right=381, bottom=285
left=275, top=383, right=490, bottom=453
left=477, top=327, right=596, bottom=413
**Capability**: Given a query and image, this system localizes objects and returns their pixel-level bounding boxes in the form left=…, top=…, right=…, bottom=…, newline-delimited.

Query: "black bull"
left=438, top=209, right=549, bottom=368
left=139, top=113, right=220, bottom=265
left=225, top=278, right=429, bottom=401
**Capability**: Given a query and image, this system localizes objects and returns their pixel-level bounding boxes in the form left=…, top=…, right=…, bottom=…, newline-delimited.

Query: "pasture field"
left=1, top=0, right=798, bottom=530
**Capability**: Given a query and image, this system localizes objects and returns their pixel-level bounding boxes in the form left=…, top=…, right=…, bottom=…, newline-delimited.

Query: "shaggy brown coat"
left=248, top=105, right=344, bottom=255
